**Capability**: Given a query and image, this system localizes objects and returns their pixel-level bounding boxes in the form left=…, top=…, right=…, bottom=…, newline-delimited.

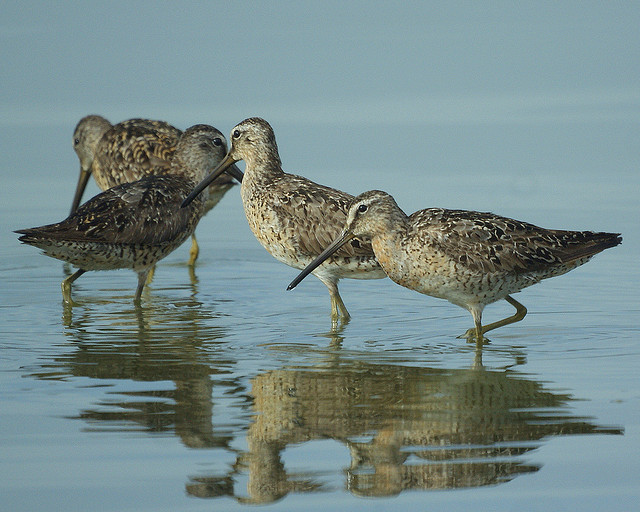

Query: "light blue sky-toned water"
left=1, top=3, right=639, bottom=511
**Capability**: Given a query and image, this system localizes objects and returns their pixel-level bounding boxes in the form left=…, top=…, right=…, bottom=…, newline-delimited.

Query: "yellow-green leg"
left=481, top=296, right=527, bottom=335
left=145, top=265, right=156, bottom=284
left=319, top=277, right=351, bottom=325
left=135, top=269, right=151, bottom=305
left=188, top=234, right=199, bottom=266
left=61, top=269, right=85, bottom=303
left=462, top=296, right=527, bottom=342
left=330, top=292, right=351, bottom=321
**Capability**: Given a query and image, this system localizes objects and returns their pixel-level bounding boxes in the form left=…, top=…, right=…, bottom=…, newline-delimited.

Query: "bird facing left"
left=16, top=124, right=244, bottom=304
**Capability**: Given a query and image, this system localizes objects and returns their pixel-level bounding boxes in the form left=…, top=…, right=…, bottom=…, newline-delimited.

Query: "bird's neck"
left=242, top=152, right=285, bottom=187
left=369, top=211, right=411, bottom=274
left=171, top=165, right=202, bottom=186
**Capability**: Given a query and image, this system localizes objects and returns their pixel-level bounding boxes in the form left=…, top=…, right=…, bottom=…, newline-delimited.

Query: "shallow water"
left=1, top=116, right=639, bottom=512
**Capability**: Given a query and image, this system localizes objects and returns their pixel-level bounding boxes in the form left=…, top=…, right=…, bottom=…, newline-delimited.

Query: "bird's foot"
left=458, top=328, right=490, bottom=345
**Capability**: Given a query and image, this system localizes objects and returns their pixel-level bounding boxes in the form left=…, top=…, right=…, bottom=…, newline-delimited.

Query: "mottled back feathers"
left=72, top=115, right=235, bottom=202
left=408, top=207, right=622, bottom=275
left=267, top=173, right=374, bottom=260
left=95, top=118, right=182, bottom=186
left=18, top=176, right=203, bottom=247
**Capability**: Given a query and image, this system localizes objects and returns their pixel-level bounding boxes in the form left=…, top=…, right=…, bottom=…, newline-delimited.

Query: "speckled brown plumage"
left=71, top=115, right=240, bottom=264
left=289, top=190, right=622, bottom=341
left=17, top=125, right=235, bottom=303
left=182, top=117, right=386, bottom=321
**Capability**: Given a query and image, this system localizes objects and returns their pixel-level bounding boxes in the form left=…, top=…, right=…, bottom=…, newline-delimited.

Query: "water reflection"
left=30, top=294, right=246, bottom=450
left=187, top=357, right=622, bottom=503
left=25, top=305, right=623, bottom=504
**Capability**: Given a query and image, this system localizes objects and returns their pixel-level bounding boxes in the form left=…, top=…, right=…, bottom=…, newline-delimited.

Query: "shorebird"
left=182, top=117, right=386, bottom=322
left=17, top=124, right=244, bottom=304
left=71, top=115, right=241, bottom=265
left=288, top=190, right=621, bottom=342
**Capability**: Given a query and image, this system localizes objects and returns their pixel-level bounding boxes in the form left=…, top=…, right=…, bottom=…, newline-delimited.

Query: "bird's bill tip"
left=227, top=162, right=244, bottom=184
left=287, top=231, right=354, bottom=291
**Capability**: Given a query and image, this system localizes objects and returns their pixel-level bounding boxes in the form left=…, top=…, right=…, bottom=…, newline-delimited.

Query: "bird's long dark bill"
left=287, top=230, right=355, bottom=291
left=181, top=153, right=242, bottom=208
left=225, top=163, right=244, bottom=184
left=70, top=168, right=91, bottom=215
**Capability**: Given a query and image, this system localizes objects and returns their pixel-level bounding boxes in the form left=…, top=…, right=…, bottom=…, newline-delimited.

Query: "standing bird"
left=182, top=117, right=387, bottom=322
left=17, top=125, right=244, bottom=304
left=71, top=115, right=241, bottom=265
left=288, top=190, right=621, bottom=342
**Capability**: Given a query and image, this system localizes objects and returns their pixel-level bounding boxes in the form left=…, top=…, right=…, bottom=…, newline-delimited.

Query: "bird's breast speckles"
left=370, top=237, right=398, bottom=276
left=240, top=176, right=382, bottom=277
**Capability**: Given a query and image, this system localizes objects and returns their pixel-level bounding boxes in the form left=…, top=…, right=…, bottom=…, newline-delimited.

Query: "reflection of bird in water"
left=184, top=363, right=621, bottom=502
left=181, top=117, right=386, bottom=324
left=71, top=115, right=241, bottom=265
left=289, top=190, right=621, bottom=341
left=17, top=124, right=243, bottom=304
left=34, top=294, right=237, bottom=450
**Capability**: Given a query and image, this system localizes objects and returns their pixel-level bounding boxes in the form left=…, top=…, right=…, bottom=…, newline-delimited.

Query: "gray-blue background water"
left=2, top=3, right=639, bottom=510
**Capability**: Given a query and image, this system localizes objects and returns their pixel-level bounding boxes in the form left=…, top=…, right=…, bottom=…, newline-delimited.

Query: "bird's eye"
left=233, top=130, right=241, bottom=139
left=74, top=138, right=80, bottom=145
left=212, top=137, right=222, bottom=146
left=357, top=204, right=368, bottom=213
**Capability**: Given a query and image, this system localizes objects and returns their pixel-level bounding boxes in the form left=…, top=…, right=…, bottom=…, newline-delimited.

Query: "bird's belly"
left=374, top=241, right=534, bottom=308
left=40, top=240, right=181, bottom=271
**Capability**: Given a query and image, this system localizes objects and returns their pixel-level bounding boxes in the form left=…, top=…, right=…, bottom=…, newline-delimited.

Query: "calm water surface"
left=1, top=121, right=639, bottom=511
